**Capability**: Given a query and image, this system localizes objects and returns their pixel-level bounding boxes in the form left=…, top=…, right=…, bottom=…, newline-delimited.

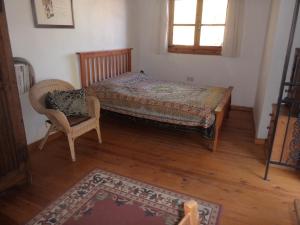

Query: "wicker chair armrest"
left=86, top=96, right=100, bottom=119
left=42, top=109, right=71, bottom=132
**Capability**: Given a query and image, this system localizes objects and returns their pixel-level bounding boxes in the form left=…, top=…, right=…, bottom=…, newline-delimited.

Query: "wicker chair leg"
left=96, top=125, right=102, bottom=144
left=67, top=135, right=76, bottom=162
left=39, top=125, right=54, bottom=150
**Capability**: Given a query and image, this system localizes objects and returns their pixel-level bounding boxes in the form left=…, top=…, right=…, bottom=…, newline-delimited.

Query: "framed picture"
left=31, top=0, right=75, bottom=28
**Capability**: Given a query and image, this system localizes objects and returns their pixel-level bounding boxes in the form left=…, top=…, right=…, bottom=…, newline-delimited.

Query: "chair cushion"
left=46, top=115, right=91, bottom=127
left=45, top=89, right=88, bottom=117
left=67, top=116, right=91, bottom=127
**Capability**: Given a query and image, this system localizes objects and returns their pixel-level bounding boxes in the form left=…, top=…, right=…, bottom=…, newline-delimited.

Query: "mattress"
left=86, top=72, right=227, bottom=129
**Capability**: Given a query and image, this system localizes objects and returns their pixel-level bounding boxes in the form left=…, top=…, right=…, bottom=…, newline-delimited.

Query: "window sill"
left=168, top=46, right=222, bottom=56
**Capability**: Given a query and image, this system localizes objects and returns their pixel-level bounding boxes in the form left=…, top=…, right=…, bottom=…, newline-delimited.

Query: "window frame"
left=168, top=0, right=226, bottom=55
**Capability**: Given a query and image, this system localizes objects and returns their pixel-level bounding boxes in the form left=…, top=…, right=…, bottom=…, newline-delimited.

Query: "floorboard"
left=0, top=109, right=300, bottom=225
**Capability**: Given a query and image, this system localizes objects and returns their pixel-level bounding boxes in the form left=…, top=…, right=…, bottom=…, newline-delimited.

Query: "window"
left=168, top=0, right=228, bottom=55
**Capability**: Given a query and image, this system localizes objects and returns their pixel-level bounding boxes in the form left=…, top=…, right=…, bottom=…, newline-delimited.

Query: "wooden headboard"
left=77, top=48, right=132, bottom=88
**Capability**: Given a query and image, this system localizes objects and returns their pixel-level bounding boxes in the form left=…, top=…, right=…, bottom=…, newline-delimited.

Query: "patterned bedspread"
left=87, top=73, right=227, bottom=128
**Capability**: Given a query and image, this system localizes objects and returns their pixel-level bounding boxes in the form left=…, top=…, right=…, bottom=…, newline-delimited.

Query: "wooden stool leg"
left=67, top=134, right=76, bottom=162
left=184, top=200, right=199, bottom=225
left=96, top=125, right=102, bottom=144
left=178, top=200, right=200, bottom=225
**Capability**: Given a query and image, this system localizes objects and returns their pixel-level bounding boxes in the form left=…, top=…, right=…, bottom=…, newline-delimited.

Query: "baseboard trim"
left=27, top=131, right=64, bottom=152
left=252, top=109, right=267, bottom=145
left=231, top=105, right=253, bottom=112
left=232, top=106, right=267, bottom=145
left=254, top=138, right=266, bottom=145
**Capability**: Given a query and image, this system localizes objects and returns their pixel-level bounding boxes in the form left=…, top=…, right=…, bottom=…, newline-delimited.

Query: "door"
left=0, top=0, right=30, bottom=192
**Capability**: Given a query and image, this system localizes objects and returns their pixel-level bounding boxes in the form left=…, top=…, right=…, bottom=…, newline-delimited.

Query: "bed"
left=77, top=48, right=232, bottom=151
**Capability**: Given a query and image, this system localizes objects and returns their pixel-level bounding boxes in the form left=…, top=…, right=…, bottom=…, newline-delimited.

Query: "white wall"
left=254, top=0, right=300, bottom=139
left=132, top=0, right=272, bottom=107
left=5, top=0, right=133, bottom=144
left=5, top=0, right=286, bottom=142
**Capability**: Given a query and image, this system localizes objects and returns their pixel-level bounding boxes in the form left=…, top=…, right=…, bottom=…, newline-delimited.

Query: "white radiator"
left=14, top=63, right=30, bottom=95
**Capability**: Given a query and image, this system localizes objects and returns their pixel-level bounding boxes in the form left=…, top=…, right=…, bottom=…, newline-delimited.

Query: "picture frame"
left=31, top=0, right=75, bottom=28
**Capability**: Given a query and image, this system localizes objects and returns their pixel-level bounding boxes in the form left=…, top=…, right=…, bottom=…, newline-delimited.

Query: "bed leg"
left=210, top=110, right=223, bottom=152
left=225, top=96, right=231, bottom=119
left=211, top=128, right=219, bottom=152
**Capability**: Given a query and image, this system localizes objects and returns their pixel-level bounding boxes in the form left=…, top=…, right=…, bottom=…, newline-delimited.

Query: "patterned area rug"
left=26, top=169, right=221, bottom=225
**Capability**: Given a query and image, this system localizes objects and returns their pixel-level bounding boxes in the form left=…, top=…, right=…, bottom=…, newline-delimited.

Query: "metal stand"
left=264, top=0, right=300, bottom=180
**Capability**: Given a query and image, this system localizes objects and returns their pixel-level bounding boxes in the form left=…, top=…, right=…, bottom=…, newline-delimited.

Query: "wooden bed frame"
left=77, top=48, right=232, bottom=152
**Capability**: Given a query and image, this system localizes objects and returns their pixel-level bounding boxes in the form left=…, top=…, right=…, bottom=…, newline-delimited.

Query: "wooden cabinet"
left=266, top=104, right=299, bottom=166
left=0, top=0, right=30, bottom=192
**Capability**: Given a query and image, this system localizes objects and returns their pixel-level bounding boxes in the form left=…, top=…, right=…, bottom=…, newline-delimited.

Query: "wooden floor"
left=1, top=109, right=300, bottom=225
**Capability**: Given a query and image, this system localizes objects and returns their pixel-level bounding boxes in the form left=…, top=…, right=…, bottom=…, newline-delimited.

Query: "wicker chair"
left=29, top=79, right=102, bottom=162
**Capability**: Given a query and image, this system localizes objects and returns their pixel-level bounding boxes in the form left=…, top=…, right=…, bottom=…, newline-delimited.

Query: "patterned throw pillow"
left=45, top=89, right=88, bottom=117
